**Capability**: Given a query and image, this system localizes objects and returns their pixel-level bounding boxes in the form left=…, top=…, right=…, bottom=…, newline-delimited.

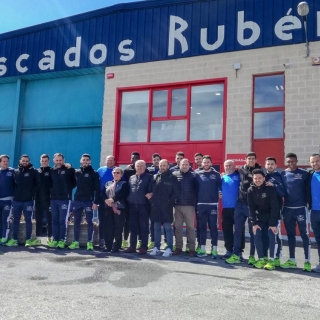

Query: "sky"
left=0, top=0, right=145, bottom=34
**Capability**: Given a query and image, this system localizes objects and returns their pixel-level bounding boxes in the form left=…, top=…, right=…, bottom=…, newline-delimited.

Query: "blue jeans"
left=72, top=200, right=93, bottom=242
left=233, top=202, right=255, bottom=256
left=51, top=200, right=71, bottom=241
left=12, top=201, right=34, bottom=240
left=311, top=210, right=320, bottom=259
left=254, top=221, right=277, bottom=259
left=154, top=222, right=173, bottom=250
left=0, top=200, right=11, bottom=238
left=196, top=204, right=218, bottom=246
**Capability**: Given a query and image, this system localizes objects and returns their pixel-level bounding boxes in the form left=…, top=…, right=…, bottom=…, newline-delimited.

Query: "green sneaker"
left=87, top=241, right=93, bottom=251
left=68, top=241, right=80, bottom=250
left=185, top=246, right=190, bottom=253
left=254, top=259, right=267, bottom=269
left=248, top=255, right=256, bottom=265
left=57, top=240, right=65, bottom=249
left=274, top=257, right=281, bottom=267
left=0, top=237, right=7, bottom=245
left=148, top=241, right=155, bottom=249
left=225, top=254, right=241, bottom=264
left=211, top=249, right=218, bottom=259
left=264, top=257, right=269, bottom=263
left=31, top=238, right=41, bottom=246
left=303, top=261, right=311, bottom=272
left=47, top=240, right=58, bottom=248
left=6, top=239, right=18, bottom=247
left=195, top=245, right=201, bottom=253
left=121, top=239, right=128, bottom=249
left=264, top=260, right=275, bottom=270
left=280, top=259, right=297, bottom=269
left=25, top=239, right=32, bottom=247
left=136, top=240, right=141, bottom=250
left=196, top=249, right=207, bottom=257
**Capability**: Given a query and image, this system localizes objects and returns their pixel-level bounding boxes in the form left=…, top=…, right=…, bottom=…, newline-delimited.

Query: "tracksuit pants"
left=12, top=201, right=34, bottom=240
left=196, top=204, right=218, bottom=247
left=35, top=199, right=52, bottom=238
left=51, top=200, right=71, bottom=241
left=0, top=200, right=11, bottom=239
left=105, top=207, right=125, bottom=251
left=129, top=203, right=150, bottom=249
left=72, top=201, right=94, bottom=242
left=222, top=207, right=245, bottom=253
left=254, top=221, right=277, bottom=259
left=283, top=207, right=310, bottom=260
left=311, top=210, right=320, bottom=260
left=233, top=202, right=255, bottom=257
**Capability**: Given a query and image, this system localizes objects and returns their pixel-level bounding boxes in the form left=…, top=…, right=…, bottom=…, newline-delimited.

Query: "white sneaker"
left=162, top=248, right=172, bottom=257
left=149, top=247, right=160, bottom=256
left=312, top=264, right=320, bottom=273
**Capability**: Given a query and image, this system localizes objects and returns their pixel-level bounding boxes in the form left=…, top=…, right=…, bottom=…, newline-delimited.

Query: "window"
left=119, top=82, right=225, bottom=143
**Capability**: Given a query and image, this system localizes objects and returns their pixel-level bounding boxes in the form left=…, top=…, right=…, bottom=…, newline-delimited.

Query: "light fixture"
left=196, top=112, right=201, bottom=115
left=297, top=2, right=310, bottom=57
left=215, top=92, right=221, bottom=96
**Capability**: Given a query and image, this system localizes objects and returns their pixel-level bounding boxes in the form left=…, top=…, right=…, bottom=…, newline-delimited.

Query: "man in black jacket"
left=172, top=158, right=197, bottom=256
left=35, top=154, right=52, bottom=245
left=68, top=154, right=100, bottom=251
left=247, top=169, right=279, bottom=270
left=48, top=153, right=76, bottom=249
left=150, top=159, right=180, bottom=257
left=6, top=155, right=40, bottom=247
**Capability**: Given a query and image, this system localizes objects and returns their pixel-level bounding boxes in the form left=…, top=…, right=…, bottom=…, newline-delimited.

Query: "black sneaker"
left=99, top=239, right=105, bottom=249
left=221, top=251, right=232, bottom=260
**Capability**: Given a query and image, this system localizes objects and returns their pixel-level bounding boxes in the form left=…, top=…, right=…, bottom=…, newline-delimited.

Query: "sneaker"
left=121, top=239, right=128, bottom=249
left=25, top=239, right=32, bottom=247
left=68, top=241, right=80, bottom=250
left=221, top=251, right=232, bottom=260
left=124, top=246, right=136, bottom=253
left=136, top=240, right=142, bottom=250
left=6, top=239, right=18, bottom=247
left=264, top=260, right=275, bottom=270
left=162, top=248, right=172, bottom=257
left=225, top=254, right=241, bottom=264
left=303, top=261, right=311, bottom=272
left=254, top=259, right=267, bottom=269
left=280, top=259, right=297, bottom=269
left=274, top=257, right=281, bottom=267
left=149, top=247, right=160, bottom=256
left=147, top=241, right=155, bottom=249
left=47, top=238, right=52, bottom=245
left=196, top=249, right=207, bottom=257
left=264, top=257, right=269, bottom=263
left=312, top=264, right=320, bottom=273
left=57, top=240, right=65, bottom=249
left=99, top=239, right=105, bottom=249
left=185, top=246, right=190, bottom=253
left=31, top=238, right=41, bottom=246
left=0, top=237, right=7, bottom=245
left=248, top=255, right=256, bottom=265
left=87, top=241, right=93, bottom=251
left=211, top=249, right=218, bottom=259
left=173, top=248, right=183, bottom=255
left=47, top=240, right=58, bottom=248
left=164, top=242, right=168, bottom=250
left=195, top=245, right=201, bottom=253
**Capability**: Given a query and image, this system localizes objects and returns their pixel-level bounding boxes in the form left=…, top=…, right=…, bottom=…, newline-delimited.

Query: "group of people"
left=0, top=150, right=319, bottom=273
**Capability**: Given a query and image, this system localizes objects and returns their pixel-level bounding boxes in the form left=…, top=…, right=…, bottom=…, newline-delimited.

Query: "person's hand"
left=65, top=163, right=72, bottom=168
left=265, top=181, right=274, bottom=187
left=269, top=226, right=278, bottom=234
left=92, top=203, right=98, bottom=210
left=252, top=225, right=261, bottom=235
left=105, top=199, right=114, bottom=207
left=218, top=192, right=222, bottom=199
left=145, top=193, right=153, bottom=200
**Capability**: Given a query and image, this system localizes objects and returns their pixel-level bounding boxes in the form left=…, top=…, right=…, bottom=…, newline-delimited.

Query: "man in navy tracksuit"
left=0, top=155, right=15, bottom=245
left=195, top=155, right=221, bottom=258
left=48, top=153, right=76, bottom=249
left=6, top=155, right=40, bottom=247
left=265, top=157, right=285, bottom=266
left=308, top=153, right=320, bottom=272
left=35, top=154, right=52, bottom=245
left=68, top=154, right=100, bottom=251
left=226, top=152, right=260, bottom=265
left=247, top=169, right=279, bottom=270
left=124, top=160, right=153, bottom=255
left=280, top=152, right=310, bottom=271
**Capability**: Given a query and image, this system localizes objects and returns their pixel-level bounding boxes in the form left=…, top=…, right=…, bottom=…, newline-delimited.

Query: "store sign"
left=226, top=154, right=247, bottom=169
left=0, top=0, right=319, bottom=78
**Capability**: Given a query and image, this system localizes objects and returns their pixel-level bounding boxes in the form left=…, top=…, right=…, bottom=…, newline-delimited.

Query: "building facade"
left=0, top=0, right=320, bottom=169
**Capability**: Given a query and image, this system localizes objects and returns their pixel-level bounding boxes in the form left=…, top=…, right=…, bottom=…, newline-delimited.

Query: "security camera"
left=283, top=63, right=290, bottom=67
